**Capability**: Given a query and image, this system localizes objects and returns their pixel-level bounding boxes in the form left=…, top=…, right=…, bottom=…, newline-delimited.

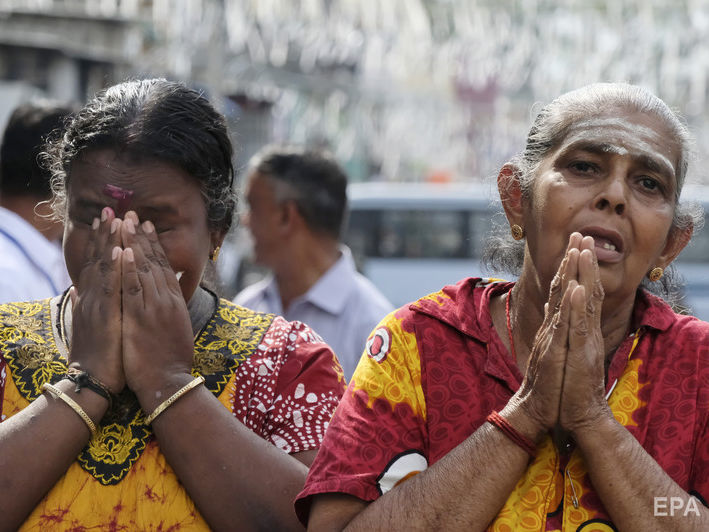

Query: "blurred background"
left=2, top=0, right=709, bottom=313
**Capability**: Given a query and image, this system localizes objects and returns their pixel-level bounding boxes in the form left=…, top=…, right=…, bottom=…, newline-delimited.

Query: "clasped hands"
left=67, top=207, right=195, bottom=401
left=514, top=232, right=613, bottom=442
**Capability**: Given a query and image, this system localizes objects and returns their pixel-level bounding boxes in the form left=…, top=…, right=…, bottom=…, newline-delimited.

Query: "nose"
left=594, top=173, right=626, bottom=215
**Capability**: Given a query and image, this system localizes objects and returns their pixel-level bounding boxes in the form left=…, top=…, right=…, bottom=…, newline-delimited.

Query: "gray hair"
left=483, top=82, right=704, bottom=304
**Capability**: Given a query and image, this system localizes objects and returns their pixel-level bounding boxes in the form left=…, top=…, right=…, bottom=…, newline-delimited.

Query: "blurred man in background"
left=0, top=101, right=75, bottom=303
left=234, top=146, right=393, bottom=379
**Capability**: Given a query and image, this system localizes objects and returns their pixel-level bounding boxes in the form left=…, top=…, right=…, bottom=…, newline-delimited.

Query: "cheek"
left=62, top=226, right=90, bottom=284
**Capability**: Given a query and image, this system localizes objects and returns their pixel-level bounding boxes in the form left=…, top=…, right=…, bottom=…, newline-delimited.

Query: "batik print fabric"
left=296, top=278, right=709, bottom=531
left=0, top=297, right=346, bottom=530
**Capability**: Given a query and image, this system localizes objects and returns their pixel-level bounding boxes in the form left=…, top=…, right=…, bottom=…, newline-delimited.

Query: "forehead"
left=556, top=111, right=681, bottom=177
left=68, top=149, right=203, bottom=207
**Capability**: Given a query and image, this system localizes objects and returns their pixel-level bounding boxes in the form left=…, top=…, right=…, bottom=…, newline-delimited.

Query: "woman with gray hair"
left=296, top=83, right=709, bottom=530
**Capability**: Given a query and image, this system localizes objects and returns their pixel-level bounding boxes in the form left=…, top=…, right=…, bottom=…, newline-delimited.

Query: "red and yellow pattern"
left=297, top=278, right=709, bottom=530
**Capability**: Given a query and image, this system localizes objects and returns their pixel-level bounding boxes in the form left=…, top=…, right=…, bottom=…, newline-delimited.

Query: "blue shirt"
left=234, top=246, right=394, bottom=379
left=0, top=207, right=71, bottom=303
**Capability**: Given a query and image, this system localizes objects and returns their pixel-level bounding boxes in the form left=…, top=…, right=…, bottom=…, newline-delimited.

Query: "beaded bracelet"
left=144, top=376, right=205, bottom=425
left=486, top=410, right=537, bottom=458
left=42, top=382, right=97, bottom=436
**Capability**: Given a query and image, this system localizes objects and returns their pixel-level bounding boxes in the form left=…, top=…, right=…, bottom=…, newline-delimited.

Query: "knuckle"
left=127, top=284, right=143, bottom=296
left=99, top=260, right=115, bottom=276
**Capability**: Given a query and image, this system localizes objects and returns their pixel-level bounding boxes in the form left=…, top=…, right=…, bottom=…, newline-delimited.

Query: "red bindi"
left=102, top=184, right=134, bottom=217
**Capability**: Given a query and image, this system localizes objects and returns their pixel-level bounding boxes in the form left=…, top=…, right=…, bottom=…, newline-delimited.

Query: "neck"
left=1, top=195, right=62, bottom=242
left=501, top=268, right=636, bottom=372
left=273, top=236, right=340, bottom=311
left=187, top=286, right=217, bottom=336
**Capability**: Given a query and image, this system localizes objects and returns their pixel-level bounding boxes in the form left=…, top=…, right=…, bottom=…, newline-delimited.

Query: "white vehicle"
left=344, top=181, right=709, bottom=321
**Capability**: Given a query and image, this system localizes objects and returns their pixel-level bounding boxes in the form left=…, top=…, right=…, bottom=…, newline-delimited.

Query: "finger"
left=77, top=207, right=114, bottom=292
left=141, top=219, right=181, bottom=294
left=578, top=246, right=604, bottom=328
left=121, top=215, right=160, bottom=301
left=568, top=284, right=588, bottom=353
left=562, top=248, right=580, bottom=294
left=546, top=233, right=583, bottom=320
left=121, top=246, right=144, bottom=311
left=93, top=206, right=116, bottom=261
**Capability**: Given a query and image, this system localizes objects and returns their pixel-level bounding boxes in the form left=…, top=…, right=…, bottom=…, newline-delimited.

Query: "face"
left=521, top=109, right=685, bottom=302
left=243, top=172, right=286, bottom=267
left=63, top=149, right=222, bottom=302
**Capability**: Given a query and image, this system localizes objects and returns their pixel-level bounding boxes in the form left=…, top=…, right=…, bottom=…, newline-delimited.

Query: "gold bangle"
left=144, top=376, right=205, bottom=425
left=41, top=382, right=97, bottom=436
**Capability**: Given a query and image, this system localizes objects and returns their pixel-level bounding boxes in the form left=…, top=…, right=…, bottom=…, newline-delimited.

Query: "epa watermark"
left=653, top=496, right=701, bottom=517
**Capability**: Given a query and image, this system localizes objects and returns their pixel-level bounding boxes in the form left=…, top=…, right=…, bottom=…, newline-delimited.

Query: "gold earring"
left=210, top=246, right=221, bottom=262
left=510, top=224, right=525, bottom=241
left=649, top=267, right=663, bottom=282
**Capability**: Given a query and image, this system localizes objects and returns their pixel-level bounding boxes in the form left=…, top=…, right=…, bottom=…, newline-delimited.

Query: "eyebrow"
left=559, top=140, right=675, bottom=180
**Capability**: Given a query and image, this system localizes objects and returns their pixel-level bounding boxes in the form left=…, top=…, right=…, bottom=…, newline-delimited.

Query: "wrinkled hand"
left=559, top=238, right=610, bottom=433
left=118, top=211, right=194, bottom=399
left=514, top=233, right=584, bottom=434
left=68, top=207, right=125, bottom=394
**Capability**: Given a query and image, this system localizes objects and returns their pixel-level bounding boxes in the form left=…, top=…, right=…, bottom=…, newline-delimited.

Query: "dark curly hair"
left=45, top=78, right=235, bottom=233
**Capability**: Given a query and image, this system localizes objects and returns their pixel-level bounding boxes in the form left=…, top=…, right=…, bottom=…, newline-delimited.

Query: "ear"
left=210, top=228, right=227, bottom=255
left=498, top=163, right=525, bottom=227
left=279, top=199, right=301, bottom=234
left=656, top=223, right=693, bottom=269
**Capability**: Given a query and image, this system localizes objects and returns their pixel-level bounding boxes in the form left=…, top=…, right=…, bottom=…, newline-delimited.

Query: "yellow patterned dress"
left=0, top=295, right=345, bottom=530
left=296, top=278, right=709, bottom=530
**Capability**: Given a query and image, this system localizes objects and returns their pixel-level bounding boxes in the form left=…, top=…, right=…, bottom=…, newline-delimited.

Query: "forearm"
left=0, top=379, right=108, bottom=530
left=576, top=413, right=709, bottom=531
left=141, top=375, right=308, bottom=532
left=340, top=402, right=540, bottom=531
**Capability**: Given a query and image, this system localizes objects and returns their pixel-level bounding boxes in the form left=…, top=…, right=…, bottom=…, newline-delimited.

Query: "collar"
left=411, top=278, right=678, bottom=339
left=410, top=277, right=681, bottom=393
left=410, top=277, right=511, bottom=343
left=296, top=245, right=358, bottom=315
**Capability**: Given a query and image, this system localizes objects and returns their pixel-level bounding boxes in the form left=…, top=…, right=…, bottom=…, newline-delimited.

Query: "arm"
left=576, top=415, right=708, bottom=531
left=119, top=213, right=334, bottom=531
left=0, top=207, right=123, bottom=529
left=561, top=244, right=709, bottom=530
left=305, top=234, right=592, bottom=530
left=138, top=376, right=312, bottom=531
left=0, top=379, right=109, bottom=531
left=308, top=402, right=544, bottom=531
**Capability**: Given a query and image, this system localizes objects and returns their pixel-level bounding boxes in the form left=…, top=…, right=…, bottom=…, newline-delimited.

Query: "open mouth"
left=578, top=226, right=624, bottom=262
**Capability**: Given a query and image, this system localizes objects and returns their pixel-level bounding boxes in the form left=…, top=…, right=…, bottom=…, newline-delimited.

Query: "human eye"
left=568, top=160, right=599, bottom=174
left=636, top=175, right=667, bottom=197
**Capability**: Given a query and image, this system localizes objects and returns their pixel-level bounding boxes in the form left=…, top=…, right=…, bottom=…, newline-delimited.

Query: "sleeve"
left=263, top=318, right=347, bottom=454
left=690, top=412, right=709, bottom=507
left=294, top=308, right=428, bottom=525
left=689, top=349, right=709, bottom=507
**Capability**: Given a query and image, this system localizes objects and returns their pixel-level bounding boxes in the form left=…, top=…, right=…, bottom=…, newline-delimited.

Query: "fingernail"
left=110, top=218, right=120, bottom=234
left=92, top=218, right=99, bottom=230
left=112, top=246, right=121, bottom=261
left=125, top=219, right=135, bottom=234
left=125, top=248, right=134, bottom=262
left=142, top=220, right=154, bottom=234
left=101, top=208, right=108, bottom=222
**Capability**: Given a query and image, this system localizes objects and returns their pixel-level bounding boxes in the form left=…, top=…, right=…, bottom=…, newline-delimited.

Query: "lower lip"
left=594, top=243, right=623, bottom=263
